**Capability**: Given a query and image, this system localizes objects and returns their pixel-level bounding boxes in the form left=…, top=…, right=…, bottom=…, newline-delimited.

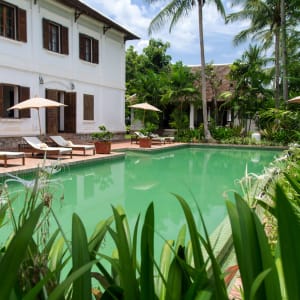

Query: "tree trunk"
left=281, top=0, right=288, bottom=102
left=274, top=27, right=281, bottom=108
left=198, top=0, right=213, bottom=141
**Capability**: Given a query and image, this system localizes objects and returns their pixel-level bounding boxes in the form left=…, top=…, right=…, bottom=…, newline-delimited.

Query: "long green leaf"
left=156, top=240, right=174, bottom=299
left=173, top=195, right=206, bottom=278
left=0, top=202, right=8, bottom=227
left=140, top=202, right=156, bottom=299
left=198, top=212, right=228, bottom=299
left=166, top=250, right=183, bottom=300
left=109, top=206, right=139, bottom=299
left=233, top=193, right=266, bottom=299
left=71, top=213, right=92, bottom=300
left=48, top=261, right=96, bottom=300
left=253, top=212, right=281, bottom=300
left=0, top=203, right=44, bottom=299
left=276, top=184, right=300, bottom=299
left=249, top=269, right=271, bottom=300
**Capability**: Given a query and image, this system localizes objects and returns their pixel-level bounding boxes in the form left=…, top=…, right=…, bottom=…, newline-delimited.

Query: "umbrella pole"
left=37, top=109, right=42, bottom=136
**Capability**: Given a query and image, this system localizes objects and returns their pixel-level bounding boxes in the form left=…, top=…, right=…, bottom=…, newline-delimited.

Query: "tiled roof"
left=190, top=64, right=234, bottom=102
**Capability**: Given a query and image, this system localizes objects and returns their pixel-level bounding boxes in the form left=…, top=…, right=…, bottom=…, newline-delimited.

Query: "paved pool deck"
left=0, top=140, right=184, bottom=175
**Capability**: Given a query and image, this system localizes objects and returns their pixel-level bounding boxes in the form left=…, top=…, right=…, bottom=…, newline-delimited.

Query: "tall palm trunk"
left=198, top=0, right=213, bottom=140
left=274, top=27, right=281, bottom=108
left=281, top=0, right=288, bottom=101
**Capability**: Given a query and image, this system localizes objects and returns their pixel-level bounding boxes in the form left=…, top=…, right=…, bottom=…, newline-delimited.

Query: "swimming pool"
left=2, top=146, right=280, bottom=244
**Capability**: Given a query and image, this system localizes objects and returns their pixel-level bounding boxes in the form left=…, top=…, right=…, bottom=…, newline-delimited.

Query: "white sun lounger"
left=23, top=136, right=72, bottom=158
left=0, top=151, right=25, bottom=167
left=49, top=136, right=95, bottom=155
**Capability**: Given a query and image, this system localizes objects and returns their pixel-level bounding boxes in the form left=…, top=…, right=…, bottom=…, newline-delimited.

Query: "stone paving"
left=0, top=140, right=182, bottom=175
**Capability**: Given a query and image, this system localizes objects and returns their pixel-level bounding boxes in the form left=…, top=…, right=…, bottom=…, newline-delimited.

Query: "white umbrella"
left=129, top=102, right=161, bottom=112
left=129, top=102, right=161, bottom=124
left=7, top=97, right=67, bottom=135
left=288, top=96, right=300, bottom=104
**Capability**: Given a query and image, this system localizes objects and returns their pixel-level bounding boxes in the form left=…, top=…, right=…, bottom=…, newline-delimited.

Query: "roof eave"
left=55, top=0, right=140, bottom=41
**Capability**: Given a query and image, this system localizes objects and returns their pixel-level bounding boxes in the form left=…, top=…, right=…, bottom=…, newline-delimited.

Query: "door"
left=46, top=89, right=59, bottom=134
left=64, top=92, right=76, bottom=133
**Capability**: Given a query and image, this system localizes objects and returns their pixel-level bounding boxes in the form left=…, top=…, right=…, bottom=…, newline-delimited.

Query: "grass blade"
left=140, top=202, right=156, bottom=299
left=275, top=184, right=300, bottom=299
left=173, top=194, right=206, bottom=277
left=71, top=213, right=92, bottom=300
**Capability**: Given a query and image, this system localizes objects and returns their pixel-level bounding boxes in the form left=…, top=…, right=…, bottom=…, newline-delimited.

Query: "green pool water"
left=2, top=146, right=281, bottom=244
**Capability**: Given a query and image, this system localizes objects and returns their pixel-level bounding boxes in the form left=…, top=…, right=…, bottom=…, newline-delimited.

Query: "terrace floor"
left=0, top=140, right=183, bottom=175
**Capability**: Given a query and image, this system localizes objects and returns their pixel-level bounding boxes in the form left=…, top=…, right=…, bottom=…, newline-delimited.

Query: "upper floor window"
left=0, top=84, right=30, bottom=119
left=79, top=33, right=99, bottom=64
left=0, top=1, right=27, bottom=42
left=43, top=18, right=68, bottom=55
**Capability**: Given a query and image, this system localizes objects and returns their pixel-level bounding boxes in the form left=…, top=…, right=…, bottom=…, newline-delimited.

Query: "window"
left=83, top=94, right=94, bottom=120
left=79, top=33, right=99, bottom=64
left=0, top=1, right=27, bottom=42
left=43, top=18, right=68, bottom=54
left=0, top=84, right=30, bottom=118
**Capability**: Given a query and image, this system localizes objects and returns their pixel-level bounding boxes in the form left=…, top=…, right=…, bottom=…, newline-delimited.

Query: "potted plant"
left=91, top=125, right=113, bottom=154
left=139, top=123, right=157, bottom=148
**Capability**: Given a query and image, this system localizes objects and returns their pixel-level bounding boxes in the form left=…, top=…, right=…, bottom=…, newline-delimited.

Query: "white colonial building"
left=0, top=0, right=138, bottom=138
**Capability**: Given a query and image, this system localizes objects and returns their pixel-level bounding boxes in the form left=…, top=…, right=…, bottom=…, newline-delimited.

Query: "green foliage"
left=3, top=147, right=300, bottom=299
left=91, top=125, right=113, bottom=141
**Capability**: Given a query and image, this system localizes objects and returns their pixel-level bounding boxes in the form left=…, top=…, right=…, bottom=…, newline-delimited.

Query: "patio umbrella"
left=129, top=102, right=161, bottom=124
left=7, top=97, right=67, bottom=136
left=288, top=96, right=300, bottom=104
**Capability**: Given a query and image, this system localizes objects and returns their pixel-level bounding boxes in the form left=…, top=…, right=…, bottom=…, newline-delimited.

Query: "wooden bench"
left=0, top=151, right=25, bottom=167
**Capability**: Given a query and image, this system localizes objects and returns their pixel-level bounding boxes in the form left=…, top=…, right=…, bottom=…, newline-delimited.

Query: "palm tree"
left=226, top=0, right=290, bottom=108
left=146, top=0, right=225, bottom=141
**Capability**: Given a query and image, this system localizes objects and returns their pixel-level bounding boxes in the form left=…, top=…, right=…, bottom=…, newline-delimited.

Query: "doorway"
left=45, top=89, right=76, bottom=134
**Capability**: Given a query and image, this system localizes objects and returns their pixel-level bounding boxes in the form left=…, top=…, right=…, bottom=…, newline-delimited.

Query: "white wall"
left=0, top=0, right=127, bottom=136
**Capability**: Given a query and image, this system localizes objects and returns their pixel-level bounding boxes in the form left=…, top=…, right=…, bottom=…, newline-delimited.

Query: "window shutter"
left=84, top=95, right=94, bottom=120
left=17, top=8, right=27, bottom=42
left=79, top=34, right=85, bottom=60
left=61, top=25, right=69, bottom=55
left=19, top=86, right=30, bottom=118
left=43, top=19, right=50, bottom=50
left=0, top=86, right=3, bottom=118
left=92, top=39, right=99, bottom=64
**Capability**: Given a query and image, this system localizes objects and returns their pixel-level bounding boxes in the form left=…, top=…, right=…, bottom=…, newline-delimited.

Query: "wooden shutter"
left=0, top=86, right=3, bottom=118
left=17, top=8, right=27, bottom=42
left=42, top=19, right=49, bottom=50
left=19, top=86, right=30, bottom=118
left=64, top=92, right=76, bottom=133
left=92, top=39, right=99, bottom=64
left=83, top=94, right=94, bottom=120
left=79, top=34, right=85, bottom=60
left=45, top=89, right=59, bottom=134
left=61, top=25, right=69, bottom=55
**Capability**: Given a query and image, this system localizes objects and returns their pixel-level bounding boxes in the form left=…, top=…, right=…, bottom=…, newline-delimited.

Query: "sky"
left=84, top=0, right=250, bottom=66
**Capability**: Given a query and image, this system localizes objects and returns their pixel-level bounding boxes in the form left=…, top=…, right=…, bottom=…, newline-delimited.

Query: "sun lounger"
left=49, top=136, right=95, bottom=155
left=133, top=131, right=175, bottom=145
left=0, top=151, right=25, bottom=167
left=23, top=136, right=72, bottom=158
left=149, top=134, right=166, bottom=144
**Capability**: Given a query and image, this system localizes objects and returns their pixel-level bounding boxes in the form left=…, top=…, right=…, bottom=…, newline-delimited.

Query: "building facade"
left=0, top=0, right=138, bottom=137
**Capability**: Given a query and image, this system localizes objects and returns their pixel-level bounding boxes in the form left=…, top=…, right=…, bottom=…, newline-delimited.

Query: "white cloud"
left=84, top=0, right=249, bottom=65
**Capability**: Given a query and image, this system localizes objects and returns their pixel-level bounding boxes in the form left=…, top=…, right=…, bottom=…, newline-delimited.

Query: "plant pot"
left=139, top=138, right=152, bottom=148
left=94, top=141, right=111, bottom=154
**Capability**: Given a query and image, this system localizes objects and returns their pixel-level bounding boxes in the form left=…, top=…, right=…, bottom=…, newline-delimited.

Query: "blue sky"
left=84, top=0, right=250, bottom=65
